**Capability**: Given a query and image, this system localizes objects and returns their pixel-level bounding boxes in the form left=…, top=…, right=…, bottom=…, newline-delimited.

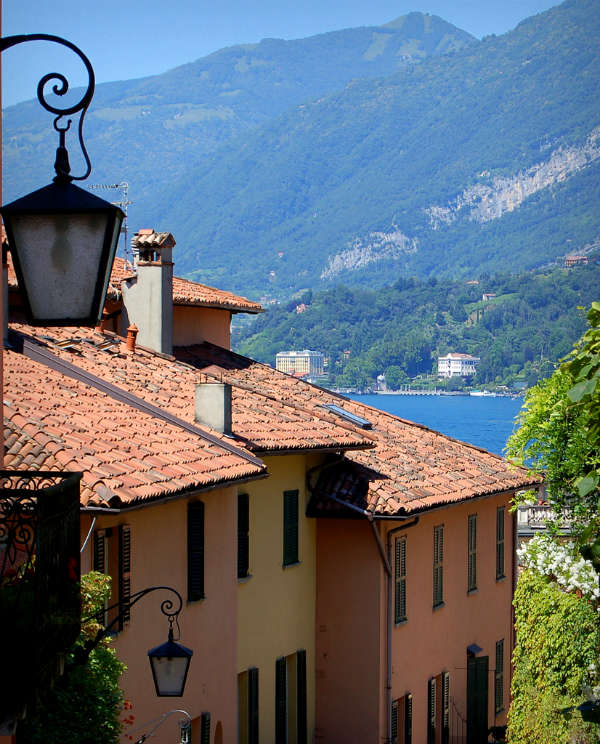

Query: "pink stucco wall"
left=315, top=491, right=515, bottom=743
left=80, top=486, right=237, bottom=744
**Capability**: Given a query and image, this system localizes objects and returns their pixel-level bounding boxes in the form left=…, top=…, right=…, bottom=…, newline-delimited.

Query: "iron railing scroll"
left=0, top=470, right=82, bottom=728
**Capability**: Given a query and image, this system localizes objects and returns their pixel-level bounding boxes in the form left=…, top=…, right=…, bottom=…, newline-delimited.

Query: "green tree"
left=19, top=572, right=126, bottom=744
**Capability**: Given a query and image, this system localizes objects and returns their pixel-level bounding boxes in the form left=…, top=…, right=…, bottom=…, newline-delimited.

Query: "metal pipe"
left=80, top=514, right=96, bottom=553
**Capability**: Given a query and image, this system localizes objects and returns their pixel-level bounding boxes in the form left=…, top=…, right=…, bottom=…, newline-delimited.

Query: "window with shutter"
left=391, top=699, right=399, bottom=744
left=495, top=639, right=504, bottom=713
left=404, top=694, right=413, bottom=744
left=496, top=507, right=505, bottom=580
left=275, top=657, right=287, bottom=744
left=238, top=493, right=250, bottom=579
left=188, top=501, right=205, bottom=601
left=283, top=490, right=299, bottom=566
left=248, top=667, right=259, bottom=744
left=118, top=524, right=132, bottom=629
left=200, top=712, right=211, bottom=744
left=442, top=673, right=450, bottom=744
left=467, top=515, right=477, bottom=592
left=395, top=536, right=407, bottom=624
left=433, top=525, right=444, bottom=608
left=296, top=650, right=307, bottom=744
left=93, top=529, right=106, bottom=573
left=427, top=678, right=436, bottom=744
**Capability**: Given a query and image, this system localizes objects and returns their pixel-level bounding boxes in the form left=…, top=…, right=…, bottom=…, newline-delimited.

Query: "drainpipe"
left=383, top=517, right=419, bottom=744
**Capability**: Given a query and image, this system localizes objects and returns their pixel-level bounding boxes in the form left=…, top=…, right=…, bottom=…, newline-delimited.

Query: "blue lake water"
left=348, top=394, right=525, bottom=456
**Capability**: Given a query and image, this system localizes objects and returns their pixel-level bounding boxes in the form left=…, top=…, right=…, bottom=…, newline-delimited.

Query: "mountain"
left=2, top=12, right=474, bottom=229
left=149, top=0, right=599, bottom=297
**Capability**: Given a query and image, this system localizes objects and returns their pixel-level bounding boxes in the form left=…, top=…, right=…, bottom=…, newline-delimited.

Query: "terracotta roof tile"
left=4, top=347, right=265, bottom=508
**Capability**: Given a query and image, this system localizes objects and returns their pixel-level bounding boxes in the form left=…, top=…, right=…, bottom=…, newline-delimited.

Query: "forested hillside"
left=235, top=262, right=600, bottom=389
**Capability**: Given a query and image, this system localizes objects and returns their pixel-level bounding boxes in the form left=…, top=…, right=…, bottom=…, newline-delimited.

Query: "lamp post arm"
left=0, top=33, right=95, bottom=181
left=78, top=585, right=184, bottom=663
left=132, top=709, right=192, bottom=744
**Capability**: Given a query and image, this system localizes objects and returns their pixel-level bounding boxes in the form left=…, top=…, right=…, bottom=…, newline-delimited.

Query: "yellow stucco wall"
left=173, top=305, right=231, bottom=348
left=237, top=453, right=320, bottom=743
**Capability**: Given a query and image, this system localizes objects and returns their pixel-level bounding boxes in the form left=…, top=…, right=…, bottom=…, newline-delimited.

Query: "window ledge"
left=433, top=601, right=445, bottom=611
left=394, top=619, right=408, bottom=627
left=187, top=596, right=206, bottom=605
left=282, top=560, right=301, bottom=570
left=238, top=573, right=253, bottom=584
left=496, top=575, right=506, bottom=582
left=467, top=588, right=478, bottom=596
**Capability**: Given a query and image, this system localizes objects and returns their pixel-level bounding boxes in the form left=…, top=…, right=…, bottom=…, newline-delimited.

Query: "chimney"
left=121, top=229, right=175, bottom=355
left=126, top=323, right=138, bottom=352
left=194, top=382, right=232, bottom=435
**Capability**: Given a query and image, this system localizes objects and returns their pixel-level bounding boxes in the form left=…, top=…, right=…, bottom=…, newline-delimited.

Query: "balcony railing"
left=0, top=470, right=81, bottom=727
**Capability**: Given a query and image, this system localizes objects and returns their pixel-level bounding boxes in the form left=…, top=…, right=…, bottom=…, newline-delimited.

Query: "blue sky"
left=2, top=0, right=560, bottom=107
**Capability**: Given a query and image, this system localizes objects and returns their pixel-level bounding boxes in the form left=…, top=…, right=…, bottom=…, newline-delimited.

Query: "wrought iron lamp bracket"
left=0, top=33, right=95, bottom=182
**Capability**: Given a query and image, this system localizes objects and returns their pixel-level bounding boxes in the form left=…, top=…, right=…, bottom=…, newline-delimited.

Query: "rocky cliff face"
left=425, top=127, right=600, bottom=228
left=321, top=228, right=418, bottom=279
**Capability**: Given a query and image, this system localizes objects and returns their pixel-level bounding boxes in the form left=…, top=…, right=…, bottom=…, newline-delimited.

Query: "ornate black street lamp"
left=0, top=34, right=124, bottom=326
left=80, top=585, right=193, bottom=697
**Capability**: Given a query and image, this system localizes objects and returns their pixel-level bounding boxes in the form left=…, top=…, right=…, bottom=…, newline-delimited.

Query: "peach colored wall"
left=173, top=306, right=231, bottom=348
left=315, top=518, right=385, bottom=743
left=238, top=454, right=319, bottom=743
left=387, top=492, right=514, bottom=742
left=315, top=492, right=515, bottom=744
left=80, top=486, right=237, bottom=744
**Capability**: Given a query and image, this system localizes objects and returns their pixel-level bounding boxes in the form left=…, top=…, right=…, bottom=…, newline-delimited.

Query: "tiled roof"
left=8, top=324, right=372, bottom=458
left=3, top=345, right=266, bottom=508
left=7, top=322, right=538, bottom=517
left=174, top=343, right=540, bottom=516
left=6, top=254, right=263, bottom=314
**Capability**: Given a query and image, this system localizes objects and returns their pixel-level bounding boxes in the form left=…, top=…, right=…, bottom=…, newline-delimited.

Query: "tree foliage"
left=18, top=572, right=126, bottom=744
left=508, top=569, right=600, bottom=744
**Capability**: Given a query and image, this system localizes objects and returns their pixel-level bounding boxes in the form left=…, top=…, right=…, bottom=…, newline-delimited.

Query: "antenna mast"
left=89, top=181, right=133, bottom=266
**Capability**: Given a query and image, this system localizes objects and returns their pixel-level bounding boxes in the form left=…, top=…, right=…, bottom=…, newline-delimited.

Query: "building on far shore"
left=276, top=349, right=324, bottom=377
left=437, top=352, right=480, bottom=379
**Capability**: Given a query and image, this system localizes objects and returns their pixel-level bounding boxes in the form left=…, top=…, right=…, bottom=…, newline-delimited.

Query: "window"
left=395, top=536, right=407, bottom=623
left=238, top=667, right=259, bottom=744
left=433, top=525, right=444, bottom=608
left=392, top=694, right=412, bottom=744
left=496, top=506, right=505, bottom=580
left=427, top=677, right=436, bottom=744
left=275, top=650, right=307, bottom=744
left=495, top=640, right=504, bottom=713
left=442, top=673, right=450, bottom=744
left=93, top=524, right=131, bottom=630
left=283, top=490, right=299, bottom=566
left=467, top=514, right=477, bottom=592
left=188, top=501, right=205, bottom=601
left=200, top=712, right=211, bottom=744
left=238, top=493, right=250, bottom=579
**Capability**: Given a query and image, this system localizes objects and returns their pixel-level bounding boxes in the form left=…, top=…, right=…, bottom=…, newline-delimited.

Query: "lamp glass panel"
left=10, top=211, right=109, bottom=320
left=150, top=655, right=190, bottom=696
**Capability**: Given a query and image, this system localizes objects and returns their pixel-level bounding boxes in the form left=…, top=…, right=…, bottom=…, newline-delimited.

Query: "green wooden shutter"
left=495, top=640, right=504, bottom=713
left=238, top=493, right=250, bottom=579
left=405, top=694, right=413, bottom=744
left=391, top=699, right=399, bottom=744
left=296, top=650, right=307, bottom=744
left=433, top=525, right=444, bottom=607
left=118, top=524, right=131, bottom=629
left=275, top=656, right=287, bottom=744
left=442, top=673, right=450, bottom=744
left=248, top=667, right=259, bottom=744
left=93, top=529, right=106, bottom=573
left=468, top=515, right=477, bottom=591
left=200, top=712, right=211, bottom=744
left=395, top=536, right=407, bottom=623
left=427, top=678, right=436, bottom=744
left=283, top=490, right=299, bottom=566
left=188, top=501, right=205, bottom=601
left=496, top=507, right=505, bottom=579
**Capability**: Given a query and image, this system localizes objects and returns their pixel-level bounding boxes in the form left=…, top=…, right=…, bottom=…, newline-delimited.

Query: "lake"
left=349, top=394, right=525, bottom=456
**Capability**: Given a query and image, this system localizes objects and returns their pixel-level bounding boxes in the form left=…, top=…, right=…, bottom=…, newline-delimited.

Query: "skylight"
left=323, top=403, right=372, bottom=430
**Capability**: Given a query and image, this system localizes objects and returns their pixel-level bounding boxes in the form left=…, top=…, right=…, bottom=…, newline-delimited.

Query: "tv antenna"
left=89, top=181, right=133, bottom=267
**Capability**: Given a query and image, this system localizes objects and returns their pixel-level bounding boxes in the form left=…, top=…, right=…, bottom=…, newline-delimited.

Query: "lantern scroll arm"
left=0, top=33, right=95, bottom=181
